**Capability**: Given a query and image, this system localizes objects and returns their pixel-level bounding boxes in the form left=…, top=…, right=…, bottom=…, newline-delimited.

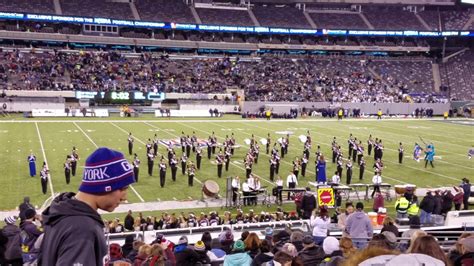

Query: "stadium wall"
left=242, top=101, right=450, bottom=115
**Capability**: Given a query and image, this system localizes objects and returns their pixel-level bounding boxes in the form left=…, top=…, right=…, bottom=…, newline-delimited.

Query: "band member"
left=303, top=140, right=311, bottom=160
left=336, top=155, right=343, bottom=178
left=301, top=154, right=308, bottom=177
left=266, top=133, right=271, bottom=154
left=330, top=171, right=340, bottom=185
left=40, top=163, right=49, bottom=195
left=225, top=147, right=231, bottom=171
left=253, top=144, right=260, bottom=164
left=275, top=176, right=283, bottom=204
left=232, top=176, right=240, bottom=205
left=167, top=145, right=174, bottom=164
left=252, top=176, right=262, bottom=206
left=332, top=142, right=338, bottom=164
left=133, top=153, right=140, bottom=182
left=207, top=138, right=212, bottom=160
left=230, top=133, right=236, bottom=155
left=286, top=171, right=298, bottom=200
left=424, top=143, right=435, bottom=168
left=352, top=138, right=358, bottom=163
left=413, top=143, right=422, bottom=162
left=187, top=162, right=196, bottom=186
left=242, top=180, right=250, bottom=206
left=196, top=145, right=202, bottom=170
left=357, top=141, right=364, bottom=165
left=146, top=139, right=152, bottom=154
left=191, top=131, right=197, bottom=152
left=374, top=158, right=384, bottom=174
left=367, top=135, right=373, bottom=156
left=371, top=172, right=382, bottom=198
left=315, top=145, right=322, bottom=162
left=346, top=159, right=353, bottom=185
left=211, top=132, right=217, bottom=154
left=170, top=155, right=178, bottom=181
left=269, top=156, right=276, bottom=181
left=280, top=139, right=286, bottom=159
left=64, top=156, right=71, bottom=184
left=271, top=143, right=278, bottom=157
left=316, top=156, right=327, bottom=184
left=147, top=149, right=155, bottom=176
left=181, top=154, right=188, bottom=175
left=244, top=158, right=252, bottom=179
left=359, top=157, right=365, bottom=180
left=71, top=147, right=79, bottom=177
left=128, top=133, right=134, bottom=155
left=378, top=140, right=384, bottom=160
left=399, top=142, right=404, bottom=164
left=373, top=137, right=379, bottom=160
left=216, top=151, right=224, bottom=178
left=275, top=154, right=280, bottom=174
left=159, top=158, right=167, bottom=188
left=153, top=134, right=159, bottom=156
left=185, top=135, right=192, bottom=158
left=292, top=157, right=300, bottom=178
left=284, top=134, right=290, bottom=154
left=180, top=131, right=186, bottom=153
left=27, top=153, right=37, bottom=177
left=348, top=134, right=354, bottom=160
left=306, top=130, right=312, bottom=145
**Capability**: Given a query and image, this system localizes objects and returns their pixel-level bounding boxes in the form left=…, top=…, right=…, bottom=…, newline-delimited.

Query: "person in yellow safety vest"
left=265, top=110, right=271, bottom=120
left=338, top=109, right=343, bottom=121
left=395, top=196, right=410, bottom=219
left=407, top=199, right=420, bottom=217
left=443, top=111, right=448, bottom=120
left=377, top=109, right=383, bottom=120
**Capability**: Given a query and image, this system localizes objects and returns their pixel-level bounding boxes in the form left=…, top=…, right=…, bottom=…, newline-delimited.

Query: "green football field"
left=0, top=115, right=472, bottom=211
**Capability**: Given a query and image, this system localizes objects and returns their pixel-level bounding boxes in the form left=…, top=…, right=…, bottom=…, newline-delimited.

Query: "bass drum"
left=202, top=180, right=220, bottom=198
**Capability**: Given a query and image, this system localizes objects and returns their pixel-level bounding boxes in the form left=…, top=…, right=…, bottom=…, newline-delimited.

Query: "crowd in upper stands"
left=1, top=49, right=458, bottom=101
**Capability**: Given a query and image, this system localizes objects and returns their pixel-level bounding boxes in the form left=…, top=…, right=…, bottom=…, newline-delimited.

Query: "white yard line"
left=34, top=122, right=55, bottom=197
left=73, top=122, right=145, bottom=202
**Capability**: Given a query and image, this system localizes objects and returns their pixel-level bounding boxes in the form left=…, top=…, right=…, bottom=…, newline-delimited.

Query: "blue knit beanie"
left=79, top=147, right=135, bottom=194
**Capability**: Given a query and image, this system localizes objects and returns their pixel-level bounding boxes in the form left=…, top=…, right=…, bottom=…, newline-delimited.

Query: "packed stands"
left=135, top=0, right=195, bottom=24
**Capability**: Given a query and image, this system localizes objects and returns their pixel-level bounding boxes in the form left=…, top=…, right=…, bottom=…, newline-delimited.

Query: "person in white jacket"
left=310, top=207, right=330, bottom=245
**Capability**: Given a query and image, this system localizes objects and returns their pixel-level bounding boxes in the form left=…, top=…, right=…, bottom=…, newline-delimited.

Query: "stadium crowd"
left=1, top=50, right=455, bottom=102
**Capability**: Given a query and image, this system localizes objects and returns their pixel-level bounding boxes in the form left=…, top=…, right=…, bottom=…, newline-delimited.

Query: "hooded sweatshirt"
left=223, top=251, right=252, bottom=266
left=40, top=192, right=107, bottom=266
left=2, top=224, right=22, bottom=260
left=345, top=211, right=373, bottom=239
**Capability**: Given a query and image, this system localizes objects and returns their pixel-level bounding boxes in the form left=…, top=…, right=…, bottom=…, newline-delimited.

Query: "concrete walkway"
left=0, top=186, right=454, bottom=221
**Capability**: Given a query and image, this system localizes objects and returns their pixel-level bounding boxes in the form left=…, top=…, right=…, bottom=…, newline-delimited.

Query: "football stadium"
left=0, top=0, right=473, bottom=265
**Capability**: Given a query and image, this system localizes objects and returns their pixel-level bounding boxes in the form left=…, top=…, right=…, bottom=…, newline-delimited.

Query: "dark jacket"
left=40, top=192, right=107, bottom=266
left=301, top=192, right=317, bottom=218
left=299, top=245, right=325, bottom=265
left=441, top=192, right=453, bottom=214
left=124, top=214, right=134, bottom=231
left=174, top=243, right=200, bottom=266
left=292, top=241, right=304, bottom=252
left=381, top=223, right=399, bottom=237
left=19, top=202, right=34, bottom=221
left=419, top=194, right=435, bottom=213
left=2, top=224, right=22, bottom=260
left=19, top=220, right=42, bottom=252
left=433, top=194, right=443, bottom=215
left=251, top=252, right=273, bottom=266
left=321, top=250, right=344, bottom=266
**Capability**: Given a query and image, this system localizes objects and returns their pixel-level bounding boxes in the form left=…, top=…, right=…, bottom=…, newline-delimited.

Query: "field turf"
left=0, top=116, right=472, bottom=211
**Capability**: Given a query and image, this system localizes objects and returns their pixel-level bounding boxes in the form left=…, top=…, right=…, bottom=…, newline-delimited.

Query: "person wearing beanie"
left=223, top=240, right=252, bottom=266
left=1, top=216, right=22, bottom=265
left=20, top=208, right=42, bottom=263
left=18, top=196, right=34, bottom=221
left=271, top=230, right=291, bottom=254
left=194, top=240, right=211, bottom=265
left=40, top=147, right=136, bottom=265
left=299, top=235, right=325, bottom=265
left=273, top=243, right=298, bottom=265
left=290, top=231, right=305, bottom=252
left=321, top=237, right=344, bottom=266
left=219, top=230, right=235, bottom=254
left=345, top=202, right=373, bottom=249
left=252, top=239, right=274, bottom=266
left=175, top=236, right=201, bottom=266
